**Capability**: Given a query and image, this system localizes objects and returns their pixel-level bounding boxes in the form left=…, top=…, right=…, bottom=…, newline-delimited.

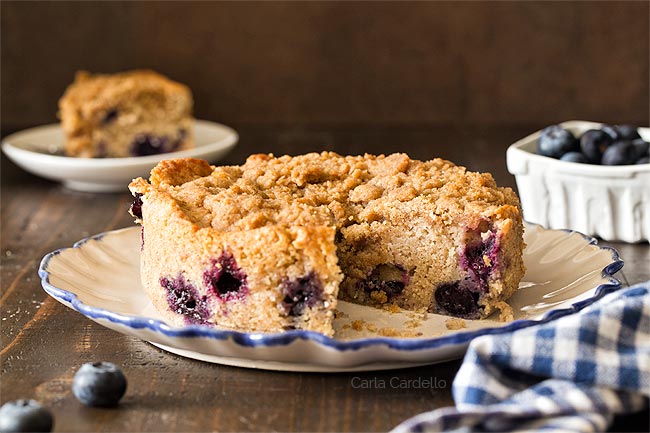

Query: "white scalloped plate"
left=1, top=120, right=237, bottom=193
left=39, top=223, right=622, bottom=372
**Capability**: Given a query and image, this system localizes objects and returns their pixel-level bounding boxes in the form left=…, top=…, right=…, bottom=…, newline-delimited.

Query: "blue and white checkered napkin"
left=393, top=282, right=650, bottom=433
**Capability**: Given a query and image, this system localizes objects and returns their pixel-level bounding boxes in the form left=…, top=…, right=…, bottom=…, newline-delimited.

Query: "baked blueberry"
left=537, top=125, right=578, bottom=158
left=601, top=141, right=637, bottom=165
left=614, top=125, right=641, bottom=141
left=460, top=231, right=498, bottom=290
left=560, top=151, right=588, bottom=164
left=0, top=400, right=53, bottom=433
left=130, top=134, right=170, bottom=157
left=129, top=193, right=143, bottom=220
left=161, top=275, right=210, bottom=324
left=579, top=129, right=612, bottom=163
left=434, top=282, right=479, bottom=318
left=282, top=273, right=323, bottom=317
left=72, top=362, right=127, bottom=407
left=358, top=264, right=408, bottom=299
left=203, top=253, right=248, bottom=301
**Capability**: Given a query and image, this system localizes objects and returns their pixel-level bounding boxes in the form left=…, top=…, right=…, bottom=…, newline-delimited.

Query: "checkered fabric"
left=393, top=282, right=650, bottom=433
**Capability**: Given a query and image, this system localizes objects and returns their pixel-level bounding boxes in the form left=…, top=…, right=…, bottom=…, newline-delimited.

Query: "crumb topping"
left=131, top=152, right=521, bottom=233
left=59, top=70, right=192, bottom=137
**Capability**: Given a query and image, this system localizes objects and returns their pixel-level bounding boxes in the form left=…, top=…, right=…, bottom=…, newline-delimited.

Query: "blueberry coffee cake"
left=129, top=153, right=525, bottom=336
left=58, top=70, right=194, bottom=157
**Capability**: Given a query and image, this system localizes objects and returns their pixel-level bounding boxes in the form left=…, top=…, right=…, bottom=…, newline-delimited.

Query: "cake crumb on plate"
left=445, top=318, right=466, bottom=330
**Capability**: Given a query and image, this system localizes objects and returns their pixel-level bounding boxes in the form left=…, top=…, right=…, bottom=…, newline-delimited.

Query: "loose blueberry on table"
left=0, top=399, right=53, bottom=433
left=537, top=124, right=649, bottom=165
left=72, top=362, right=127, bottom=407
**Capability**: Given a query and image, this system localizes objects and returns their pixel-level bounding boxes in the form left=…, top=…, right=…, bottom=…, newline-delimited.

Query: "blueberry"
left=631, top=138, right=649, bottom=160
left=358, top=264, right=408, bottom=299
left=161, top=275, right=210, bottom=324
left=614, top=125, right=641, bottom=141
left=72, top=362, right=127, bottom=407
left=601, top=141, right=637, bottom=165
left=282, top=273, right=323, bottom=317
left=129, top=193, right=143, bottom=220
left=0, top=400, right=53, bottom=433
left=559, top=151, right=588, bottom=164
left=434, top=282, right=479, bottom=318
left=203, top=252, right=248, bottom=302
left=600, top=124, right=620, bottom=141
left=460, top=231, right=497, bottom=290
left=579, top=129, right=613, bottom=163
left=637, top=156, right=650, bottom=164
left=537, top=125, right=578, bottom=158
left=129, top=134, right=170, bottom=157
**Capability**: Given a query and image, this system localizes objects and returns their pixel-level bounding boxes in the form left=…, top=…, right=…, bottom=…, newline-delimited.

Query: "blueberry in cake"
left=129, top=153, right=526, bottom=336
left=58, top=70, right=194, bottom=158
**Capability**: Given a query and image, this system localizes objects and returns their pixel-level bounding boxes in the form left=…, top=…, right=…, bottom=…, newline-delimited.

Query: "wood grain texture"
left=1, top=126, right=648, bottom=432
left=2, top=1, right=648, bottom=130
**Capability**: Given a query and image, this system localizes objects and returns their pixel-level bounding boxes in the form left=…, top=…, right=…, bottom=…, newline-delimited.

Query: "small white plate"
left=39, top=223, right=622, bottom=372
left=1, top=120, right=238, bottom=193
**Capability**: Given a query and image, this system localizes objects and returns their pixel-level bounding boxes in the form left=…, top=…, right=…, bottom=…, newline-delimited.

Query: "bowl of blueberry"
left=506, top=120, right=650, bottom=243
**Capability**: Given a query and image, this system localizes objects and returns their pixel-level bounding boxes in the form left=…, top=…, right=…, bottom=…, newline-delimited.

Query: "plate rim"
left=1, top=119, right=238, bottom=168
left=38, top=223, right=624, bottom=352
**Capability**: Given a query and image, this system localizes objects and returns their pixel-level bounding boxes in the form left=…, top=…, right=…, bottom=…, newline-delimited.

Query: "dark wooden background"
left=2, top=0, right=649, bottom=133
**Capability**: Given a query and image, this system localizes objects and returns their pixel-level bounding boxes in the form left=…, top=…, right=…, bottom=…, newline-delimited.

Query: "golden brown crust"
left=133, top=152, right=521, bottom=233
left=150, top=158, right=213, bottom=187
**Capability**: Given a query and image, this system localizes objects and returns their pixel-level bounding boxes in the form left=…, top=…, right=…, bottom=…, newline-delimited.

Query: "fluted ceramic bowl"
left=507, top=120, right=650, bottom=242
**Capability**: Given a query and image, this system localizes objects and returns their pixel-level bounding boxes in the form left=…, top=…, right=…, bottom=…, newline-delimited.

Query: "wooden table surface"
left=2, top=125, right=648, bottom=432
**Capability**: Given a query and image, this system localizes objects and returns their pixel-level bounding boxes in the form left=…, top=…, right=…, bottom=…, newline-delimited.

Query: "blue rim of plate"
left=38, top=223, right=624, bottom=352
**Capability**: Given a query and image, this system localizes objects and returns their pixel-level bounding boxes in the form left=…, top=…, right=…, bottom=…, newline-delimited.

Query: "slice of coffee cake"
left=59, top=70, right=194, bottom=158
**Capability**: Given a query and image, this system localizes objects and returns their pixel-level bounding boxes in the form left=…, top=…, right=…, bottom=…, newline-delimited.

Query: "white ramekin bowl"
left=507, top=120, right=650, bottom=243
